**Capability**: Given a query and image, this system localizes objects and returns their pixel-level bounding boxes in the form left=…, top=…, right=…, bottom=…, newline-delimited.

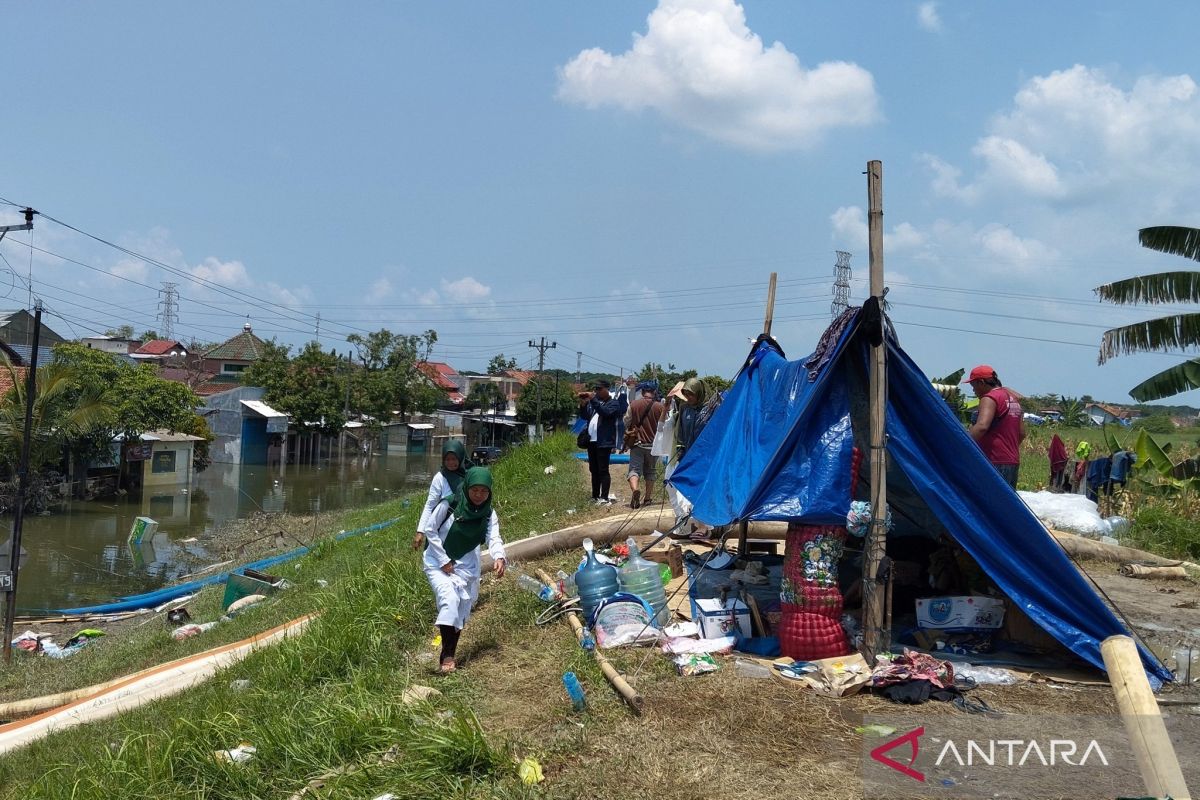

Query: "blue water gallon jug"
left=574, top=537, right=619, bottom=625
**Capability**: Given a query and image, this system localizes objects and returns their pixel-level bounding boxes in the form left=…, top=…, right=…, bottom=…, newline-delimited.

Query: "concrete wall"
left=141, top=442, right=194, bottom=487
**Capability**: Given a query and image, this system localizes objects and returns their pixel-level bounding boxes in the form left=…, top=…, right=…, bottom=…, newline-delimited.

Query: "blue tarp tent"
left=670, top=309, right=1170, bottom=682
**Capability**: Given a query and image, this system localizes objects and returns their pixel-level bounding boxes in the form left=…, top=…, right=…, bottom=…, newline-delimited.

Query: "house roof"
left=1086, top=402, right=1132, bottom=419
left=0, top=365, right=28, bottom=395
left=502, top=369, right=537, bottom=385
left=417, top=361, right=461, bottom=391
left=203, top=323, right=269, bottom=361
left=140, top=429, right=204, bottom=443
left=133, top=339, right=187, bottom=356
left=4, top=344, right=56, bottom=368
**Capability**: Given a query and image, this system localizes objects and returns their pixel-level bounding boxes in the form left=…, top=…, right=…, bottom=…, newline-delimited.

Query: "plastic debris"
left=214, top=743, right=256, bottom=764
left=518, top=757, right=545, bottom=785
left=543, top=465, right=557, bottom=475
left=675, top=653, right=720, bottom=676
left=172, top=621, right=219, bottom=641
left=167, top=607, right=192, bottom=626
left=230, top=679, right=252, bottom=692
left=1017, top=491, right=1109, bottom=538
left=315, top=579, right=329, bottom=588
left=855, top=724, right=897, bottom=737
left=225, top=594, right=267, bottom=616
left=400, top=685, right=442, bottom=705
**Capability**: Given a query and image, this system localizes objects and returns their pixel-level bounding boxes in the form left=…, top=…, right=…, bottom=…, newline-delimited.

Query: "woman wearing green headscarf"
left=413, top=440, right=471, bottom=550
left=672, top=377, right=710, bottom=460
left=421, top=466, right=507, bottom=673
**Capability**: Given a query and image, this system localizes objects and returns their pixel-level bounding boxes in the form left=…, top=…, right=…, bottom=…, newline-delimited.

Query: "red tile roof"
left=417, top=361, right=461, bottom=391
left=502, top=369, right=536, bottom=385
left=134, top=339, right=186, bottom=356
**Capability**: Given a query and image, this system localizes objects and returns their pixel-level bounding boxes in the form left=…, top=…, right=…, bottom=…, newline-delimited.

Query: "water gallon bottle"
left=516, top=574, right=556, bottom=602
left=562, top=671, right=586, bottom=711
left=575, top=538, right=620, bottom=625
left=617, top=537, right=670, bottom=626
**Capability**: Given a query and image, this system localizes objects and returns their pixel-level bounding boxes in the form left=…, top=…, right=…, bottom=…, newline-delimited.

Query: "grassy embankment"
left=0, top=433, right=609, bottom=799
left=1018, top=424, right=1200, bottom=558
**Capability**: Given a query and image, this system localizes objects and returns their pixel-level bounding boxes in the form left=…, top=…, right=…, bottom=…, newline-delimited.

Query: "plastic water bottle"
left=617, top=537, right=670, bottom=626
left=580, top=630, right=596, bottom=651
left=517, top=574, right=555, bottom=602
left=555, top=569, right=577, bottom=598
left=575, top=538, right=620, bottom=625
left=562, top=671, right=586, bottom=711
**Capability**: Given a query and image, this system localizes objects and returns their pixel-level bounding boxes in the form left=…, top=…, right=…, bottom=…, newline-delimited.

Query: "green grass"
left=0, top=433, right=588, bottom=800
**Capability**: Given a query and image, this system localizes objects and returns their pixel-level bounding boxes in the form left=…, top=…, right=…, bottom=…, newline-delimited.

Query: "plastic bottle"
left=575, top=538, right=620, bottom=624
left=555, top=570, right=577, bottom=598
left=617, top=537, right=670, bottom=626
left=516, top=574, right=555, bottom=602
left=562, top=671, right=586, bottom=711
left=579, top=630, right=596, bottom=651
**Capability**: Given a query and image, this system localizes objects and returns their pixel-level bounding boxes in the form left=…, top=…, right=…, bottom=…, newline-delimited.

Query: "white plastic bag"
left=651, top=413, right=674, bottom=457
left=586, top=413, right=599, bottom=442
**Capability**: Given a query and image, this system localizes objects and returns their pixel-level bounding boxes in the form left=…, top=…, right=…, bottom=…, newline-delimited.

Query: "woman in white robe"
left=421, top=466, right=506, bottom=672
left=413, top=439, right=470, bottom=550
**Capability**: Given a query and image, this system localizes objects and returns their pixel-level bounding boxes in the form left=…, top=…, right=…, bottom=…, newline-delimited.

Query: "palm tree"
left=0, top=360, right=114, bottom=474
left=1095, top=226, right=1200, bottom=401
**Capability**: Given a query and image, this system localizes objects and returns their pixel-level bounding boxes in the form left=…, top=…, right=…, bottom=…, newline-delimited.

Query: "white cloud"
left=190, top=256, right=252, bottom=288
left=557, top=0, right=880, bottom=151
left=440, top=276, right=492, bottom=303
left=924, top=65, right=1200, bottom=209
left=973, top=224, right=1056, bottom=269
left=109, top=258, right=150, bottom=283
left=916, top=2, right=942, bottom=32
left=829, top=206, right=927, bottom=253
left=365, top=276, right=394, bottom=305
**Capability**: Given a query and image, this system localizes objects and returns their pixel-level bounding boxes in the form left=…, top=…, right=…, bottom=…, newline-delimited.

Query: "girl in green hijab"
left=421, top=466, right=507, bottom=673
left=413, top=439, right=472, bottom=550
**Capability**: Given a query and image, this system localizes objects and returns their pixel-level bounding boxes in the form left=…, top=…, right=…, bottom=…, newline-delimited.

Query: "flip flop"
left=439, top=658, right=457, bottom=674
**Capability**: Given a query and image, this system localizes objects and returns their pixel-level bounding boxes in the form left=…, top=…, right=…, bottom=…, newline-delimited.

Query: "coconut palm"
left=1095, top=226, right=1200, bottom=401
left=0, top=359, right=114, bottom=474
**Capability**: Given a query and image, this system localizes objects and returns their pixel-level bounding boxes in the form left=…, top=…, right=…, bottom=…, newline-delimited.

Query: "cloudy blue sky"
left=3, top=1, right=1200, bottom=404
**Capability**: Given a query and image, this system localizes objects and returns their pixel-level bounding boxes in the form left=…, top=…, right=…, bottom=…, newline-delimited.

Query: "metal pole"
left=861, top=160, right=890, bottom=663
left=3, top=300, right=43, bottom=663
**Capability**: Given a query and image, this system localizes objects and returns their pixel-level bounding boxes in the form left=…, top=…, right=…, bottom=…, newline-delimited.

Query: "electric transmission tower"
left=156, top=282, right=180, bottom=340
left=832, top=251, right=852, bottom=318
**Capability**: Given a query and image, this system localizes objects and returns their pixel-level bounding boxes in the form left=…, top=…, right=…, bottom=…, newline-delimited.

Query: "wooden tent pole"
left=1101, top=635, right=1191, bottom=799
left=861, top=160, right=890, bottom=663
left=763, top=272, right=777, bottom=336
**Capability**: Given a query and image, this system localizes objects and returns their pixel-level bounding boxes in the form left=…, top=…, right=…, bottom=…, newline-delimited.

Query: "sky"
left=3, top=1, right=1200, bottom=406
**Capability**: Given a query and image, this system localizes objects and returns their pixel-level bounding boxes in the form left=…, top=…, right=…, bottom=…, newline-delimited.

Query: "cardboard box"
left=915, top=596, right=1005, bottom=631
left=695, top=598, right=752, bottom=639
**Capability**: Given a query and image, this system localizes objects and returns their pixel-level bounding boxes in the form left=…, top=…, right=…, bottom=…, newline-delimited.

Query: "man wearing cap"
left=965, top=365, right=1025, bottom=488
left=623, top=380, right=664, bottom=509
left=579, top=379, right=629, bottom=505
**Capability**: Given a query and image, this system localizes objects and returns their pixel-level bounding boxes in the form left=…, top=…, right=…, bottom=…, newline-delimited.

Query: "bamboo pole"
left=1100, top=635, right=1191, bottom=800
left=763, top=272, right=778, bottom=336
left=861, top=159, right=890, bottom=662
left=538, top=568, right=643, bottom=714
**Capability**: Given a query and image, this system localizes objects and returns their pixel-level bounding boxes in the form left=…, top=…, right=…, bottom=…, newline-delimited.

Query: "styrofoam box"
left=915, top=596, right=1005, bottom=631
left=695, top=598, right=752, bottom=639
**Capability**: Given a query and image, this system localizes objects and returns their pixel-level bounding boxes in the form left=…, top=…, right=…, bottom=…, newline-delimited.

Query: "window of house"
left=222, top=363, right=248, bottom=374
left=152, top=450, right=177, bottom=474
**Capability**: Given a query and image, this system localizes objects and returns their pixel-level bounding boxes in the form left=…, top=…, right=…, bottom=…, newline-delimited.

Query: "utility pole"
left=156, top=282, right=179, bottom=341
left=832, top=251, right=853, bottom=319
left=763, top=272, right=778, bottom=336
left=528, top=337, right=557, bottom=439
left=0, top=208, right=35, bottom=309
left=314, top=312, right=321, bottom=345
left=576, top=351, right=582, bottom=385
left=3, top=299, right=43, bottom=663
left=342, top=350, right=352, bottom=458
left=861, top=160, right=890, bottom=663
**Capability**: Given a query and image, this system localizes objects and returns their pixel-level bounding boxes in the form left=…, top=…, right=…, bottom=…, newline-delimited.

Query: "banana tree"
left=1095, top=226, right=1200, bottom=401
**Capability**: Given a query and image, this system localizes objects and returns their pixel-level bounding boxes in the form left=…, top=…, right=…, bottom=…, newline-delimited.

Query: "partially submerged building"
left=200, top=386, right=288, bottom=465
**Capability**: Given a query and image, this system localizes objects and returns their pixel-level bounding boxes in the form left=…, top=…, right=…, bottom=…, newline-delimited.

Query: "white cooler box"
left=916, top=596, right=1005, bottom=631
left=694, top=597, right=752, bottom=639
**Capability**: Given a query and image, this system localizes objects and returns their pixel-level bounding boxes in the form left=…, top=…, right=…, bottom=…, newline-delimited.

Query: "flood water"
left=7, top=453, right=441, bottom=613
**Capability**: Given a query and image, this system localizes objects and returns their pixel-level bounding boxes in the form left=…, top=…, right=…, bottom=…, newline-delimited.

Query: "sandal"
left=439, top=658, right=457, bottom=674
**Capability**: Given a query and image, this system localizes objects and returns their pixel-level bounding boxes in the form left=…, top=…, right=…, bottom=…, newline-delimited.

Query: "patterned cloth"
left=870, top=649, right=955, bottom=690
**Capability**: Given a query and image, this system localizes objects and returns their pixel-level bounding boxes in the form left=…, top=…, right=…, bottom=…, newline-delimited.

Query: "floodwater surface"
left=7, top=453, right=440, bottom=613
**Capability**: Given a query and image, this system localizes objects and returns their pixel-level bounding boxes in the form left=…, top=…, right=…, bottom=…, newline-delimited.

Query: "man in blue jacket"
left=579, top=379, right=629, bottom=505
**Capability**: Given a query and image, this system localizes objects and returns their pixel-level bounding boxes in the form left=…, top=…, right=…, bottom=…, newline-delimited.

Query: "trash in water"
left=214, top=743, right=256, bottom=764
left=518, top=757, right=545, bottom=785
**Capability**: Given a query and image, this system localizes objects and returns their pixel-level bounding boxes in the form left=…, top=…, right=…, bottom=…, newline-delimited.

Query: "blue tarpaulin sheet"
left=668, top=310, right=1171, bottom=683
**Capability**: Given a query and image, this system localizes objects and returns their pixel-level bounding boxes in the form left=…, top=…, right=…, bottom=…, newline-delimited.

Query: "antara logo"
left=871, top=726, right=1111, bottom=782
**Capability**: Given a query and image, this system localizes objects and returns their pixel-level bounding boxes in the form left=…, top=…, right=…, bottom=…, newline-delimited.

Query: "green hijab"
left=439, top=440, right=470, bottom=493
left=442, top=466, right=494, bottom=561
left=682, top=377, right=709, bottom=407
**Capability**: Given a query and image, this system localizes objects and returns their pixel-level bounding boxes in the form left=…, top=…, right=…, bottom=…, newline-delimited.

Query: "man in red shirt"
left=965, top=364, right=1025, bottom=489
